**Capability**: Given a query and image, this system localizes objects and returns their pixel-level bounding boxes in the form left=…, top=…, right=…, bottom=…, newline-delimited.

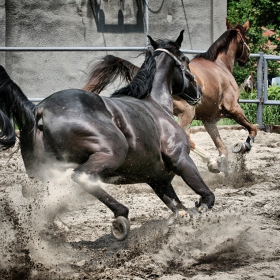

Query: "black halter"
left=236, top=31, right=250, bottom=64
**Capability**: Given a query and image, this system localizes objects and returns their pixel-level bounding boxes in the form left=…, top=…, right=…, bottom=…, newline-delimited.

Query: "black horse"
left=0, top=31, right=214, bottom=240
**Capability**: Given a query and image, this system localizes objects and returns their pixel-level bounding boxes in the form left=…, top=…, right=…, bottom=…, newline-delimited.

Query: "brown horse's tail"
left=83, top=55, right=140, bottom=94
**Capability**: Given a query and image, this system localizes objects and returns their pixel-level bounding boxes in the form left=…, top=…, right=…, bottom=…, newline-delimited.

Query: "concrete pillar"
left=0, top=0, right=5, bottom=66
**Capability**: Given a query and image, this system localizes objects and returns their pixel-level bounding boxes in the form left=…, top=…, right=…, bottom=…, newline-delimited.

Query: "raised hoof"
left=111, top=216, right=130, bottom=241
left=207, top=158, right=220, bottom=173
left=232, top=142, right=247, bottom=153
left=233, top=135, right=254, bottom=154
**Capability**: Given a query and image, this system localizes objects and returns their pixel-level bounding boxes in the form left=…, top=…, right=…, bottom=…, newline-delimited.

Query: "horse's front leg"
left=172, top=153, right=215, bottom=210
left=173, top=98, right=220, bottom=174
left=148, top=182, right=200, bottom=220
left=203, top=120, right=229, bottom=175
left=226, top=104, right=257, bottom=154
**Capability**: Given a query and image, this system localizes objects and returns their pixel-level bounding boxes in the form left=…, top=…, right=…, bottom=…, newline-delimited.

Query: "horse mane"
left=194, top=25, right=245, bottom=61
left=83, top=55, right=139, bottom=94
left=111, top=38, right=180, bottom=99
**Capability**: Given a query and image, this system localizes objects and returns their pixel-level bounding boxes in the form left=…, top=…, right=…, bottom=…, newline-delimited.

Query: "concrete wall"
left=2, top=0, right=227, bottom=99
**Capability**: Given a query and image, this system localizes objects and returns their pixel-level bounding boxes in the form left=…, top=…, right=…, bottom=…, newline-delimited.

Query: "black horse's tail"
left=0, top=65, right=36, bottom=150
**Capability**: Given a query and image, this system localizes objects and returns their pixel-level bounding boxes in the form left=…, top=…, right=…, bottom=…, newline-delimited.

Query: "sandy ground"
left=0, top=128, right=280, bottom=280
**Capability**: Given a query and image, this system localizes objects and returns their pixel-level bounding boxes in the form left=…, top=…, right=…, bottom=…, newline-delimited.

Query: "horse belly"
left=102, top=149, right=173, bottom=184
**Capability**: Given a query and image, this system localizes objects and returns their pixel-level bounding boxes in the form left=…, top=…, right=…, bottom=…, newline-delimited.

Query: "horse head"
left=227, top=18, right=250, bottom=66
left=171, top=55, right=202, bottom=106
left=148, top=31, right=201, bottom=106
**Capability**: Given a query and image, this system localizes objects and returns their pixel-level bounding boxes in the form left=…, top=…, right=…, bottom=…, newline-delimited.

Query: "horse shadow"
left=70, top=217, right=170, bottom=255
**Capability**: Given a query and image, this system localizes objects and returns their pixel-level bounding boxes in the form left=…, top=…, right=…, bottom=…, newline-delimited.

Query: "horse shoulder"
left=103, top=98, right=161, bottom=144
left=189, top=60, right=219, bottom=93
left=160, top=119, right=190, bottom=158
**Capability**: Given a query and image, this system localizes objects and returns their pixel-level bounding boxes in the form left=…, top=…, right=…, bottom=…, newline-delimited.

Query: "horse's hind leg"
left=203, top=120, right=229, bottom=175
left=71, top=133, right=131, bottom=240
left=73, top=171, right=129, bottom=218
left=72, top=169, right=130, bottom=241
left=225, top=103, right=257, bottom=153
left=72, top=141, right=129, bottom=218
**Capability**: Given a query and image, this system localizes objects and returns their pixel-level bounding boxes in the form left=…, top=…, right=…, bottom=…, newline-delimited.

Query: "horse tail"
left=83, top=55, right=140, bottom=94
left=0, top=65, right=36, bottom=150
left=111, top=50, right=156, bottom=99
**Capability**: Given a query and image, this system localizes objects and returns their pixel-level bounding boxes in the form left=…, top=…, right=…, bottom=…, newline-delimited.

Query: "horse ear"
left=147, top=35, right=159, bottom=50
left=226, top=18, right=232, bottom=29
left=243, top=21, right=250, bottom=32
left=175, top=30, right=184, bottom=47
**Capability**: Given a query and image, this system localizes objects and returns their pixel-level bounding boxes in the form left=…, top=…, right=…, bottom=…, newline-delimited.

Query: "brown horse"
left=174, top=19, right=255, bottom=175
left=83, top=19, right=255, bottom=175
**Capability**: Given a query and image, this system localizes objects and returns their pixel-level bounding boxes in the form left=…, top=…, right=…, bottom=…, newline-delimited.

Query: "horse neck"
left=149, top=55, right=175, bottom=115
left=215, top=40, right=238, bottom=73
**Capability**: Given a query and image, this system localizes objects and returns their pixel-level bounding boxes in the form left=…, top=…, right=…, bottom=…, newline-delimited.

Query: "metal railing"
left=0, top=47, right=279, bottom=128
left=238, top=52, right=280, bottom=129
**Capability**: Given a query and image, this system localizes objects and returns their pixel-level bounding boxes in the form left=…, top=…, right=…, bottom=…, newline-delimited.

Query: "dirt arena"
left=0, top=128, right=280, bottom=280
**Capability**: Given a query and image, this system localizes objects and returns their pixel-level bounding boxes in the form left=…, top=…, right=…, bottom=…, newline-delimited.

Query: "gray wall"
left=1, top=0, right=227, bottom=99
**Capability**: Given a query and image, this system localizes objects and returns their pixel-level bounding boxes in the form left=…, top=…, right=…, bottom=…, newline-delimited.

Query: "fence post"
left=256, top=52, right=264, bottom=130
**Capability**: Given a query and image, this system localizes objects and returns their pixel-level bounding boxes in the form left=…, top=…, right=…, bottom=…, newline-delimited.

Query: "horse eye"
left=182, top=56, right=189, bottom=63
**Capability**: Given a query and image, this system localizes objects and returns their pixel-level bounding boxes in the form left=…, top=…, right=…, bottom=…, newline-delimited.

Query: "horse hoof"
left=167, top=213, right=177, bottom=225
left=178, top=209, right=188, bottom=218
left=219, top=156, right=228, bottom=176
left=207, top=159, right=220, bottom=173
left=232, top=142, right=244, bottom=153
left=188, top=207, right=200, bottom=217
left=168, top=209, right=194, bottom=225
left=197, top=203, right=209, bottom=213
left=111, top=216, right=130, bottom=241
left=53, top=216, right=70, bottom=233
left=232, top=142, right=251, bottom=154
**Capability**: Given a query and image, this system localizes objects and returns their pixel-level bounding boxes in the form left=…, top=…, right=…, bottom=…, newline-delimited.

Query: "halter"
left=155, top=48, right=201, bottom=105
left=236, top=31, right=250, bottom=64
